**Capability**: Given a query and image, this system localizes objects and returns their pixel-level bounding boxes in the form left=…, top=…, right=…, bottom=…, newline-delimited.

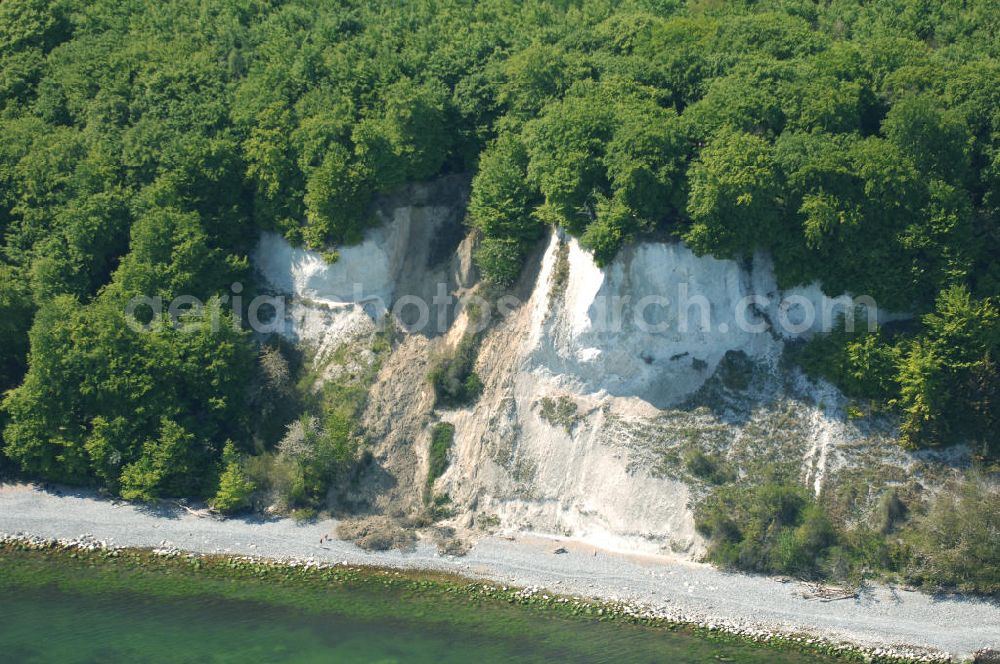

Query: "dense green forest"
left=0, top=0, right=997, bottom=524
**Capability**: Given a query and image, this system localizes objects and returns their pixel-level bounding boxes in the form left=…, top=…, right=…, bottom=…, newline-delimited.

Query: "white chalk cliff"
left=254, top=187, right=900, bottom=558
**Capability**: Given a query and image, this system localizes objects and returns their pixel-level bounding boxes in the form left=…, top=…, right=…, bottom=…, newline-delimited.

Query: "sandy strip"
left=0, top=482, right=996, bottom=660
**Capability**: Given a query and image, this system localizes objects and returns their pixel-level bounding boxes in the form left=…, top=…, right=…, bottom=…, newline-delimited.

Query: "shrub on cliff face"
left=896, top=287, right=999, bottom=454
left=905, top=476, right=1000, bottom=595
left=426, top=422, right=455, bottom=500
left=268, top=413, right=357, bottom=510
left=683, top=448, right=735, bottom=485
left=696, top=471, right=1000, bottom=593
left=473, top=237, right=530, bottom=288
left=695, top=481, right=842, bottom=579
left=429, top=335, right=483, bottom=408
left=796, top=287, right=999, bottom=456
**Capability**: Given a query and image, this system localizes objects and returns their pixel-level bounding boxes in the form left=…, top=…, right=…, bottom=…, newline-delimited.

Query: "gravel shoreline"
left=1, top=482, right=996, bottom=661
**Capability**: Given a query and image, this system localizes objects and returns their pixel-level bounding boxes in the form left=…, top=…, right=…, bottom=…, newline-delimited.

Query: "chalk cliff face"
left=521, top=235, right=865, bottom=409
left=438, top=231, right=878, bottom=556
left=254, top=184, right=900, bottom=557
left=254, top=177, right=473, bottom=362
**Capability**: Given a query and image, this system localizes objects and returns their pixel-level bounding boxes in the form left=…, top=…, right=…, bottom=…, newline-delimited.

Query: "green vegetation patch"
left=695, top=473, right=1000, bottom=595
left=429, top=335, right=483, bottom=408
left=426, top=422, right=455, bottom=500
left=537, top=395, right=580, bottom=432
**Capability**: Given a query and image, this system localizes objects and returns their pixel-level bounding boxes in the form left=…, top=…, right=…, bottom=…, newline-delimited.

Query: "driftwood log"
left=171, top=501, right=217, bottom=519
left=800, top=582, right=859, bottom=602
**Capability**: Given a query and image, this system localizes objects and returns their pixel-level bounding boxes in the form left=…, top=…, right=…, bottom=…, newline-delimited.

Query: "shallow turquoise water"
left=0, top=579, right=839, bottom=663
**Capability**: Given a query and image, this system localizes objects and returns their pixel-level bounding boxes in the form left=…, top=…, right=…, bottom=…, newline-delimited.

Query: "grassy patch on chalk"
left=425, top=422, right=455, bottom=503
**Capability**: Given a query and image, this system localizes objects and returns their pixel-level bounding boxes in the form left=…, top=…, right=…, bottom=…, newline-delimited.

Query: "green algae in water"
left=0, top=549, right=842, bottom=663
